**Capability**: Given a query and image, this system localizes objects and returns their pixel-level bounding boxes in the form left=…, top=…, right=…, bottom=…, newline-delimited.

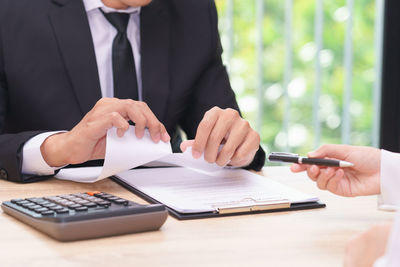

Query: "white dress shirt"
left=373, top=150, right=400, bottom=267
left=22, top=0, right=142, bottom=175
left=378, top=150, right=400, bottom=210
left=374, top=212, right=400, bottom=267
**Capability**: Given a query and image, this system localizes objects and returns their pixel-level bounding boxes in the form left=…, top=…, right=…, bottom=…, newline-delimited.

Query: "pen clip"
left=269, top=152, right=299, bottom=157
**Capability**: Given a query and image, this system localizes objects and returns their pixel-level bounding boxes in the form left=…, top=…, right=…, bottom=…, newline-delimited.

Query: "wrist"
left=40, top=132, right=71, bottom=167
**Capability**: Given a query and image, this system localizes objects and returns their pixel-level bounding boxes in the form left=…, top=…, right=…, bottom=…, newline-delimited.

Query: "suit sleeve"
left=179, top=0, right=265, bottom=171
left=0, top=16, right=52, bottom=183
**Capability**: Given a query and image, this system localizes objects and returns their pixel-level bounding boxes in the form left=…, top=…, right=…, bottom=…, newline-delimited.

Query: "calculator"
left=1, top=192, right=168, bottom=241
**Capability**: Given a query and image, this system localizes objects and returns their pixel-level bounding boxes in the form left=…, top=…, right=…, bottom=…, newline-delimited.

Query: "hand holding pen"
left=279, top=144, right=381, bottom=197
left=268, top=152, right=354, bottom=168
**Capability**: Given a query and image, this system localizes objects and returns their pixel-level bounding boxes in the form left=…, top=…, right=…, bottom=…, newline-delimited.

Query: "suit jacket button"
left=0, top=169, right=8, bottom=180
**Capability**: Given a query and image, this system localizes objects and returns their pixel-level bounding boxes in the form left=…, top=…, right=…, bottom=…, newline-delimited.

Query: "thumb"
left=180, top=140, right=195, bottom=152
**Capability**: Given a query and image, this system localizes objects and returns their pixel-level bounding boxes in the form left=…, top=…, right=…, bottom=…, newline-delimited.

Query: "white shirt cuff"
left=22, top=131, right=67, bottom=176
left=374, top=257, right=388, bottom=267
left=378, top=150, right=400, bottom=210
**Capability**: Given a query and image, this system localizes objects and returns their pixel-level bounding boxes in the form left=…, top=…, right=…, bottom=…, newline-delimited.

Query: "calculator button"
left=59, top=195, right=74, bottom=199
left=49, top=205, right=64, bottom=211
left=44, top=196, right=59, bottom=201
left=26, top=198, right=40, bottom=202
left=76, top=200, right=90, bottom=205
left=28, top=198, right=47, bottom=204
left=34, top=208, right=49, bottom=212
left=105, top=196, right=119, bottom=201
left=86, top=191, right=101, bottom=196
left=55, top=208, right=69, bottom=214
left=75, top=206, right=88, bottom=212
left=114, top=199, right=129, bottom=205
left=11, top=199, right=24, bottom=204
left=17, top=200, right=31, bottom=205
left=40, top=210, right=55, bottom=216
left=43, top=203, right=57, bottom=208
left=68, top=204, right=83, bottom=209
left=29, top=205, right=43, bottom=210
left=22, top=203, right=37, bottom=208
left=94, top=193, right=107, bottom=198
left=83, top=202, right=97, bottom=208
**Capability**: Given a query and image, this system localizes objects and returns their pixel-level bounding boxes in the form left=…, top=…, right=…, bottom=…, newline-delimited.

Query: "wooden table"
left=0, top=167, right=394, bottom=267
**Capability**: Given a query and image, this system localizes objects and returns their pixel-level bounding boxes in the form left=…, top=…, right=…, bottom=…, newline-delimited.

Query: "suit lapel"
left=140, top=1, right=171, bottom=122
left=49, top=0, right=101, bottom=116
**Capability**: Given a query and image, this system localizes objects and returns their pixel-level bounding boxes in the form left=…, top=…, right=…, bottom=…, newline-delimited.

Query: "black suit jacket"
left=0, top=0, right=265, bottom=182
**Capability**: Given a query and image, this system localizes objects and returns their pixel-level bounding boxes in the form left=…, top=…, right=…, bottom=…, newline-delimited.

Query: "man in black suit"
left=0, top=0, right=265, bottom=183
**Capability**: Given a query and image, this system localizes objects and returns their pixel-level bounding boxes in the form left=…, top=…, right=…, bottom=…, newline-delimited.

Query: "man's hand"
left=290, top=144, right=381, bottom=197
left=180, top=107, right=260, bottom=167
left=41, top=98, right=170, bottom=167
left=344, top=223, right=392, bottom=267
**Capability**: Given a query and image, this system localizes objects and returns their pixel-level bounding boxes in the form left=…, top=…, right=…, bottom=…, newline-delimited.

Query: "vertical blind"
left=217, top=0, right=385, bottom=155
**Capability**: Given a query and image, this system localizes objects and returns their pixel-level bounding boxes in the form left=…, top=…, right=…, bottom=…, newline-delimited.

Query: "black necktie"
left=101, top=11, right=139, bottom=100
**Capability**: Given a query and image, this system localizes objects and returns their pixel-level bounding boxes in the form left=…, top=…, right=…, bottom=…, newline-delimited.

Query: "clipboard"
left=111, top=176, right=326, bottom=220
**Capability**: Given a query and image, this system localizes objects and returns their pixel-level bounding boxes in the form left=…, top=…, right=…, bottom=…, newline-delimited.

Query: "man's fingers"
left=204, top=113, right=238, bottom=163
left=160, top=124, right=170, bottom=142
left=216, top=120, right=250, bottom=166
left=124, top=103, right=147, bottom=138
left=108, top=112, right=130, bottom=137
left=192, top=108, right=219, bottom=158
left=123, top=101, right=168, bottom=143
left=87, top=112, right=129, bottom=140
left=140, top=103, right=164, bottom=142
left=94, top=99, right=166, bottom=142
left=229, top=131, right=260, bottom=167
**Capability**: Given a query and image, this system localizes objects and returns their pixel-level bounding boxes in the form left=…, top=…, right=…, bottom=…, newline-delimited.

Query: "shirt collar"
left=82, top=0, right=141, bottom=14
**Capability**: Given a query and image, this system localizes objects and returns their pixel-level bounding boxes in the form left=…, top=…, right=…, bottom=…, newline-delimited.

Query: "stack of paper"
left=55, top=126, right=223, bottom=183
left=116, top=167, right=319, bottom=214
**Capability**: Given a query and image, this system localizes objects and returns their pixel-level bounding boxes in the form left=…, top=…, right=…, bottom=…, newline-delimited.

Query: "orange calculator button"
left=86, top=191, right=101, bottom=196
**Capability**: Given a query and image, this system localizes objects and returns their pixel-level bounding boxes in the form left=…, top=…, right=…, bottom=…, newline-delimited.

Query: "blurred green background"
left=215, top=0, right=377, bottom=157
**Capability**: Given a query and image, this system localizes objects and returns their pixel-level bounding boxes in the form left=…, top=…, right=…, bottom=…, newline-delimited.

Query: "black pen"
left=268, top=152, right=354, bottom=168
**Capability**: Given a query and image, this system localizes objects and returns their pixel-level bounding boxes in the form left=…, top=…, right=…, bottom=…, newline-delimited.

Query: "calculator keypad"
left=10, top=192, right=132, bottom=217
left=2, top=190, right=168, bottom=241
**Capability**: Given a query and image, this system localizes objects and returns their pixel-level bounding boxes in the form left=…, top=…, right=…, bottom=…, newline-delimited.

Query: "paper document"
left=55, top=126, right=223, bottom=183
left=116, top=167, right=319, bottom=214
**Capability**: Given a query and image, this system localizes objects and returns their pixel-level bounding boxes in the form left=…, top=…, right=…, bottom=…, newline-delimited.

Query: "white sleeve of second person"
left=378, top=150, right=400, bottom=210
left=373, top=212, right=400, bottom=267
left=22, top=131, right=67, bottom=176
